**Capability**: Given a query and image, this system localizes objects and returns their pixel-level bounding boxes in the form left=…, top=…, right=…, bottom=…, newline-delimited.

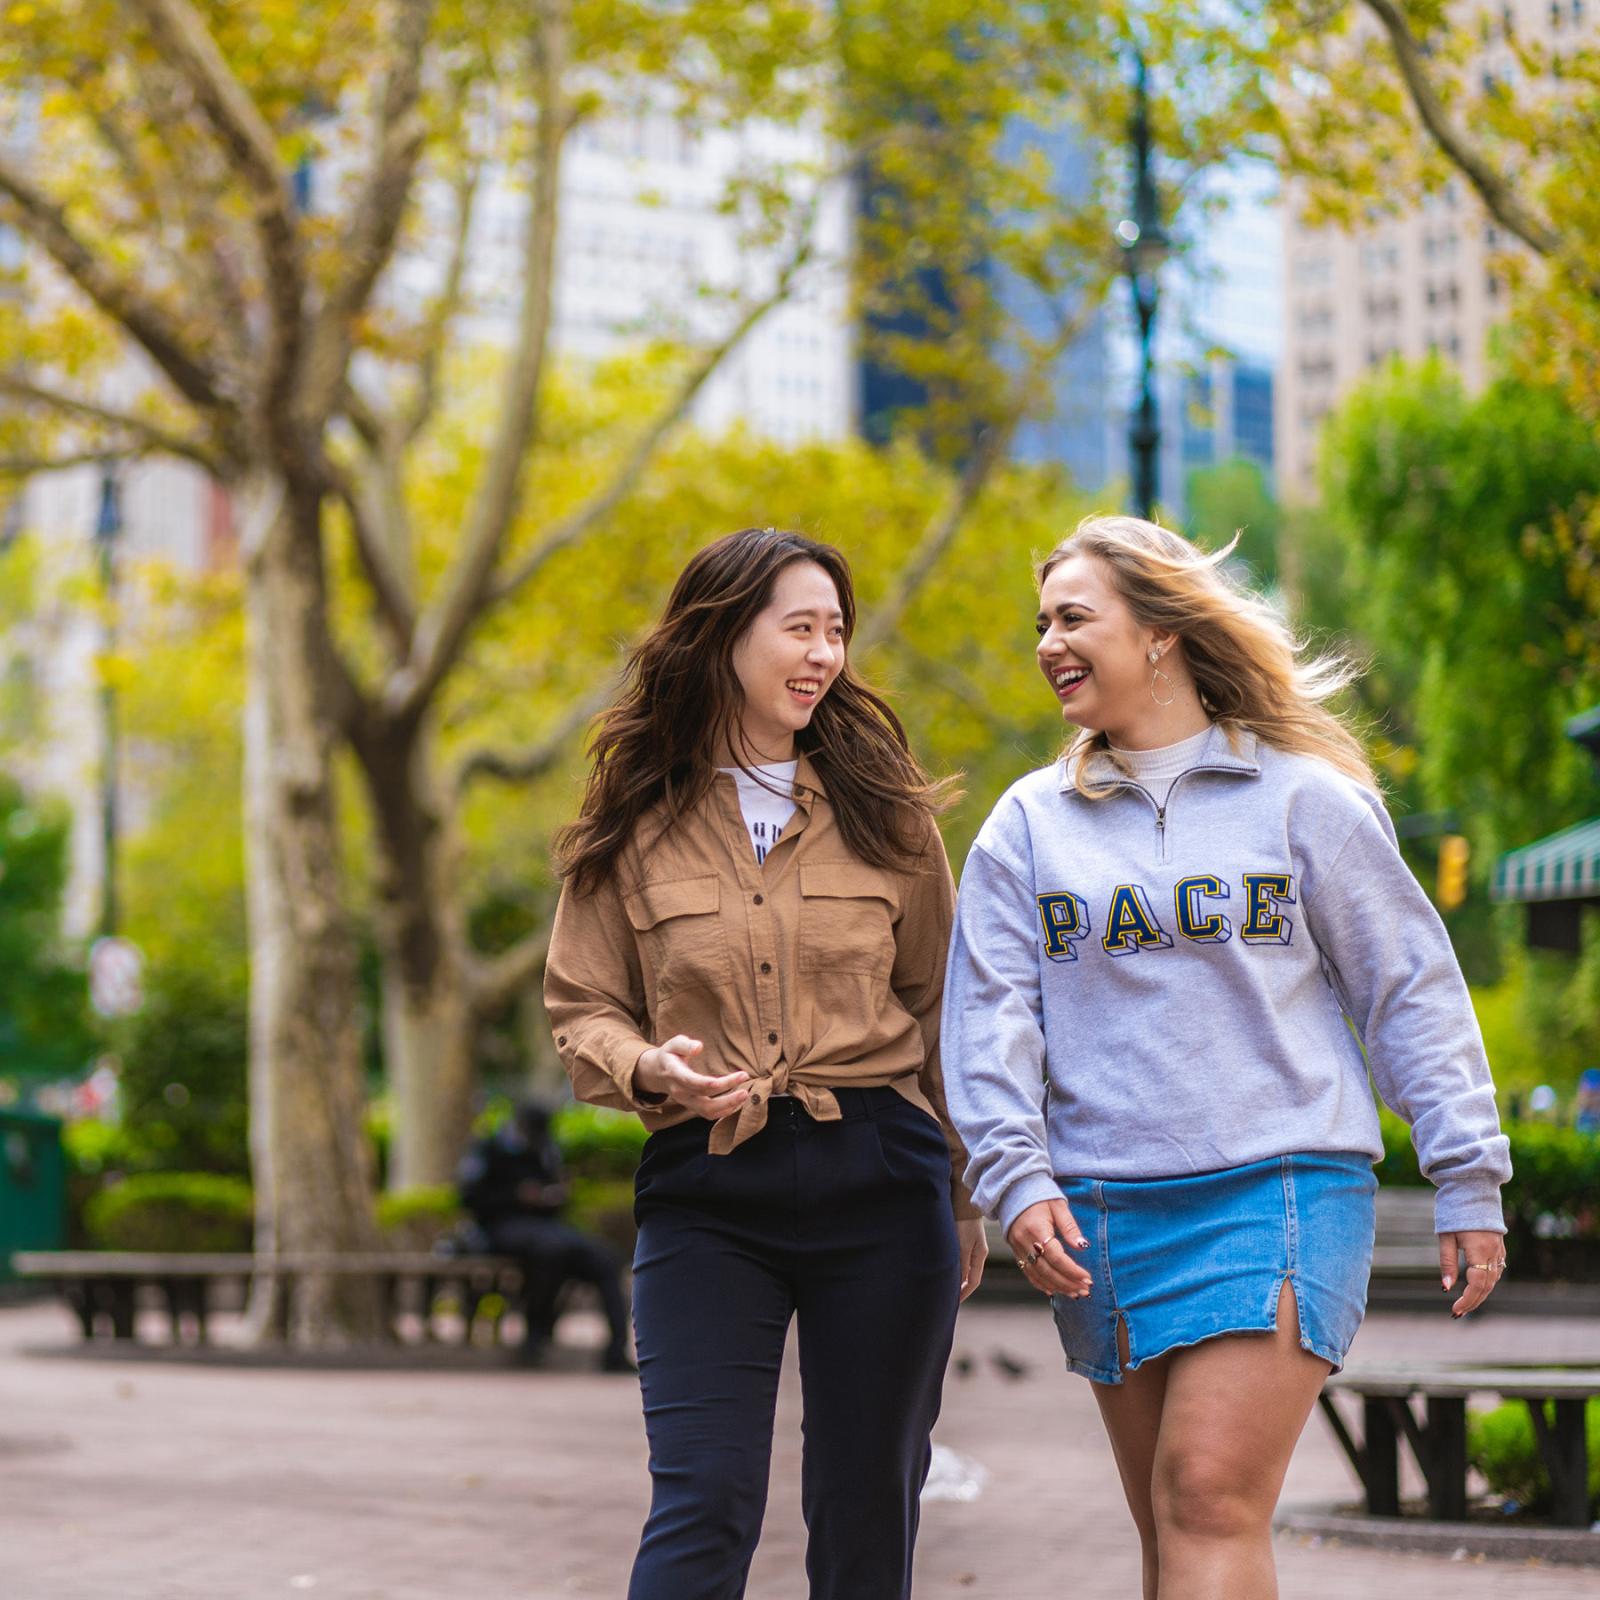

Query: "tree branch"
left=453, top=672, right=617, bottom=797
left=116, top=54, right=257, bottom=377
left=0, top=372, right=221, bottom=469
left=486, top=193, right=823, bottom=610
left=1359, top=0, right=1568, bottom=264
left=381, top=1, right=571, bottom=727
left=0, top=152, right=226, bottom=422
left=123, top=0, right=307, bottom=422
left=303, top=0, right=438, bottom=423
left=405, top=150, right=482, bottom=443
left=465, top=926, right=551, bottom=1016
left=326, top=457, right=416, bottom=647
left=851, top=302, right=1102, bottom=657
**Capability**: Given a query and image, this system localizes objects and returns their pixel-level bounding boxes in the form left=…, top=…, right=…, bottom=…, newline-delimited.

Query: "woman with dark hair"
left=545, top=526, right=986, bottom=1600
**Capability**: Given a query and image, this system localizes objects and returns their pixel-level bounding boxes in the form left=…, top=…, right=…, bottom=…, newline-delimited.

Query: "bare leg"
left=1149, top=1281, right=1331, bottom=1600
left=1090, top=1316, right=1167, bottom=1600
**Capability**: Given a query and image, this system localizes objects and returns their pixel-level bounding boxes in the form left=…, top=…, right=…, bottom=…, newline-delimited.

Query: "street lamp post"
left=1117, top=53, right=1171, bottom=521
left=93, top=463, right=121, bottom=939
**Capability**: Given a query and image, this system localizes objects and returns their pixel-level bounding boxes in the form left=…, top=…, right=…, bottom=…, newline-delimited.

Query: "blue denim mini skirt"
left=1049, top=1151, right=1377, bottom=1385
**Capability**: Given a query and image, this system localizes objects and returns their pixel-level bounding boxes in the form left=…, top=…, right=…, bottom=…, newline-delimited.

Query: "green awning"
left=1492, top=817, right=1600, bottom=904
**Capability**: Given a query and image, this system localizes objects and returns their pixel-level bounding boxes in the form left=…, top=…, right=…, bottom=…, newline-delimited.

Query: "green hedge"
left=1379, top=1110, right=1600, bottom=1277
left=551, top=1104, right=649, bottom=1179
left=84, top=1172, right=253, bottom=1253
left=1379, top=1110, right=1600, bottom=1233
left=375, top=1185, right=464, bottom=1251
left=1468, top=1399, right=1600, bottom=1516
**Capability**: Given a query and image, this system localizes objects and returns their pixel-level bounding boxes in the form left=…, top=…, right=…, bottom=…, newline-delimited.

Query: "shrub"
left=552, top=1103, right=648, bottom=1179
left=1378, top=1106, right=1600, bottom=1238
left=84, top=1172, right=253, bottom=1252
left=111, top=959, right=248, bottom=1176
left=376, top=1185, right=464, bottom=1251
left=569, top=1176, right=638, bottom=1255
left=61, top=1118, right=134, bottom=1179
left=1468, top=1398, right=1600, bottom=1515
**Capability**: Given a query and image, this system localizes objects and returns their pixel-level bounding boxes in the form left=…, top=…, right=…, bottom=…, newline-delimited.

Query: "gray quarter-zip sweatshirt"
left=942, top=726, right=1510, bottom=1237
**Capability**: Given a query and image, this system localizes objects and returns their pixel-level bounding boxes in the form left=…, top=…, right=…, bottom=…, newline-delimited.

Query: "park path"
left=1, top=1294, right=1596, bottom=1599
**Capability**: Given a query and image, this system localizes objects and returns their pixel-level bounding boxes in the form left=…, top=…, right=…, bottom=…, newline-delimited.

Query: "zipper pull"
left=1155, top=807, right=1166, bottom=830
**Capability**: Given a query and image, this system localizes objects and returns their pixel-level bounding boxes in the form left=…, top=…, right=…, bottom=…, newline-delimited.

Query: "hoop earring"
left=1150, top=664, right=1177, bottom=707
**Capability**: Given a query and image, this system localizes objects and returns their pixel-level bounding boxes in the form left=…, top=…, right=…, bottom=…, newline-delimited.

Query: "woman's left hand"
left=1439, top=1229, right=1508, bottom=1317
left=956, top=1218, right=988, bottom=1302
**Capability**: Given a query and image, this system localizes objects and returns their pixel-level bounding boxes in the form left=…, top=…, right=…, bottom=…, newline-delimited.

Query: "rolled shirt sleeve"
left=544, top=875, right=659, bottom=1113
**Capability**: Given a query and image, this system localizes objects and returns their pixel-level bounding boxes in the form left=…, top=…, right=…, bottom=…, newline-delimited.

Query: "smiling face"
left=728, top=559, right=845, bottom=761
left=1035, top=552, right=1166, bottom=740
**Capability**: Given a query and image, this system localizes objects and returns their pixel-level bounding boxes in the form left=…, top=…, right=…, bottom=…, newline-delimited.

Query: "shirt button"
left=760, top=961, right=772, bottom=974
left=753, top=894, right=764, bottom=906
left=767, top=1031, right=778, bottom=1045
left=751, top=1090, right=763, bottom=1103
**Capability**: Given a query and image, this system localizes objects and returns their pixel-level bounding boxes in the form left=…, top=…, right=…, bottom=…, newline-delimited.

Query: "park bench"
left=1317, top=1363, right=1600, bottom=1527
left=8, top=1250, right=530, bottom=1348
left=1370, top=1186, right=1441, bottom=1278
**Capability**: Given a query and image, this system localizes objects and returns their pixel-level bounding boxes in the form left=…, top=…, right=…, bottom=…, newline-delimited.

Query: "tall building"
left=996, top=118, right=1112, bottom=491
left=855, top=115, right=1112, bottom=492
left=1276, top=0, right=1588, bottom=500
left=429, top=105, right=856, bottom=445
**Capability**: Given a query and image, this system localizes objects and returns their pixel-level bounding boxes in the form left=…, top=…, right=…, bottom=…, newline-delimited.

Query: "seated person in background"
left=456, top=1100, right=633, bottom=1372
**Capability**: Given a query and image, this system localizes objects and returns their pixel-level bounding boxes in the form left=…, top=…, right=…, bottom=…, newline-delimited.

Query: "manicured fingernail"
left=1441, top=1277, right=1453, bottom=1291
left=1074, top=1238, right=1089, bottom=1250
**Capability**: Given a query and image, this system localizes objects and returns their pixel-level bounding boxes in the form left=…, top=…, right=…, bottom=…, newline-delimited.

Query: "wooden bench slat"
left=1328, top=1365, right=1600, bottom=1400
left=11, top=1251, right=518, bottom=1276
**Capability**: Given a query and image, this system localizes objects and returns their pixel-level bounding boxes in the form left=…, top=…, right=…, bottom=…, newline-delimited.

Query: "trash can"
left=0, top=1108, right=65, bottom=1283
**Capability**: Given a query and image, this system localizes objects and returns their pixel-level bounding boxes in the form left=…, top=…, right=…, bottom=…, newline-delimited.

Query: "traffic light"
left=1437, top=834, right=1471, bottom=912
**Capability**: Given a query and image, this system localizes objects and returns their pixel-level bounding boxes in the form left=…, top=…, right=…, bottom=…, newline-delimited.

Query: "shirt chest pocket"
left=625, top=876, right=732, bottom=1000
left=798, top=862, right=897, bottom=977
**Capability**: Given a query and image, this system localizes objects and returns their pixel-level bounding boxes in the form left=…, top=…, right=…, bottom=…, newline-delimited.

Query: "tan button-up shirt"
left=544, top=753, right=976, bottom=1218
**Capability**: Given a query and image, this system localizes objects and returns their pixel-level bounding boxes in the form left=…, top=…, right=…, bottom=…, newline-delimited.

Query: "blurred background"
left=0, top=0, right=1597, bottom=1334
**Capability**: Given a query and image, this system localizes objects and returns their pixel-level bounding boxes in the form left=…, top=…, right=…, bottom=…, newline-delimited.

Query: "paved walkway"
left=1, top=1294, right=1596, bottom=1599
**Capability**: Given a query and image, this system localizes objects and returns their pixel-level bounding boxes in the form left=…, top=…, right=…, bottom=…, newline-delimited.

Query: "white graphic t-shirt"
left=718, top=761, right=799, bottom=865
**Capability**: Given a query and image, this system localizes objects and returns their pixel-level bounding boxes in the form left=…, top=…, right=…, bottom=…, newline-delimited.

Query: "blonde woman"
left=942, top=516, right=1510, bottom=1600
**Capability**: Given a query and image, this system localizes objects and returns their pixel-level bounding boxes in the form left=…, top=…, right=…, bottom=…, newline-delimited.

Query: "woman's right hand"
left=634, top=1035, right=751, bottom=1120
left=1005, top=1199, right=1094, bottom=1298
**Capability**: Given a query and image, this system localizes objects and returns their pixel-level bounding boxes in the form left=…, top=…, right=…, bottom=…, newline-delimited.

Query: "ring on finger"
left=1030, top=1238, right=1051, bottom=1260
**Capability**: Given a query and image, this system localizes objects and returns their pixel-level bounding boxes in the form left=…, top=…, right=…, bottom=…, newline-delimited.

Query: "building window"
left=1487, top=272, right=1501, bottom=299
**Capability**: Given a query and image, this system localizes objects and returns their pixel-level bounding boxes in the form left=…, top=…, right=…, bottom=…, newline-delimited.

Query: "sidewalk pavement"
left=1, top=1293, right=1596, bottom=1600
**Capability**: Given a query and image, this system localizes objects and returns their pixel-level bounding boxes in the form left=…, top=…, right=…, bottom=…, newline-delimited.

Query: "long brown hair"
left=556, top=527, right=953, bottom=894
left=1040, top=515, right=1376, bottom=797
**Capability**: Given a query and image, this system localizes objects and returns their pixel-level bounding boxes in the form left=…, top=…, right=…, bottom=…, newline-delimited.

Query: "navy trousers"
left=627, top=1087, right=961, bottom=1600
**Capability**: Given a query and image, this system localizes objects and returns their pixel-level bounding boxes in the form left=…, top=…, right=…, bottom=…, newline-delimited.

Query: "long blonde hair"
left=1040, top=515, right=1376, bottom=797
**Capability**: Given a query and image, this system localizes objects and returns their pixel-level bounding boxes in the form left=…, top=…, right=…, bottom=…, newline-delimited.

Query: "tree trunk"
left=242, top=477, right=382, bottom=1344
left=360, top=718, right=478, bottom=1189
left=380, top=940, right=475, bottom=1189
